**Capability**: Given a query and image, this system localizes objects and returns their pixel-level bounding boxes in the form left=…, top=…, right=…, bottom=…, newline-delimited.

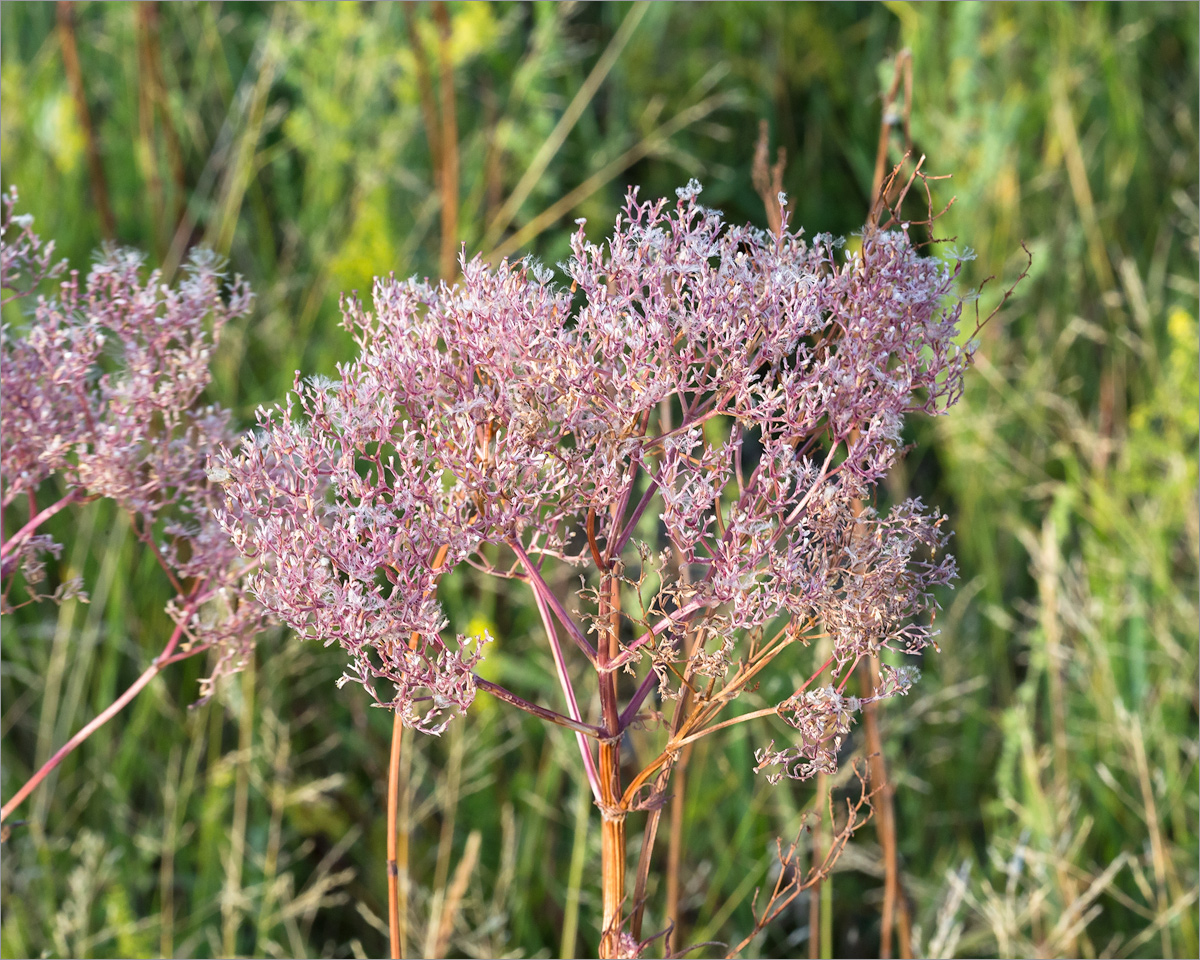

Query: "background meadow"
left=1, top=2, right=1197, bottom=957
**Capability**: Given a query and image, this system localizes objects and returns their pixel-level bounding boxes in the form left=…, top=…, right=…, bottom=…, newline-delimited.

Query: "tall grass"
left=2, top=3, right=1195, bottom=957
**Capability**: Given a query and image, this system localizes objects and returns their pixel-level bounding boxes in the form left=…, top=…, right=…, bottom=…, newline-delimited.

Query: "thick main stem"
left=598, top=572, right=626, bottom=959
left=599, top=738, right=626, bottom=959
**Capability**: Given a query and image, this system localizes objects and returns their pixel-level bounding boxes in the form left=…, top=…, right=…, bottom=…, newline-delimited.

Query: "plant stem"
left=431, top=1, right=459, bottom=282
left=599, top=738, right=627, bottom=959
left=0, top=603, right=193, bottom=823
left=809, top=769, right=826, bottom=960
left=221, top=652, right=255, bottom=957
left=820, top=854, right=833, bottom=960
left=561, top=773, right=592, bottom=959
left=529, top=579, right=602, bottom=800
left=598, top=572, right=626, bottom=959
left=511, top=539, right=597, bottom=661
left=473, top=677, right=603, bottom=738
left=387, top=708, right=403, bottom=960
left=664, top=747, right=690, bottom=957
left=56, top=1, right=115, bottom=240
left=629, top=765, right=669, bottom=942
left=861, top=656, right=912, bottom=958
left=0, top=491, right=80, bottom=566
left=397, top=722, right=414, bottom=960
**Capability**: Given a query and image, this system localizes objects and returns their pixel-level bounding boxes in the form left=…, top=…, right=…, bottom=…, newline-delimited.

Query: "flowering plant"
left=217, top=181, right=972, bottom=956
left=1, top=189, right=264, bottom=823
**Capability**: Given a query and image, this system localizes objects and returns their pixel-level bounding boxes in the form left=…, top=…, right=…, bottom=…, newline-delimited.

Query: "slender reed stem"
left=561, top=773, right=592, bottom=959
left=56, top=1, right=115, bottom=240
left=0, top=599, right=195, bottom=823
left=861, top=656, right=912, bottom=958
left=403, top=2, right=440, bottom=178
left=809, top=769, right=826, bottom=960
left=431, top=2, right=459, bottom=283
left=221, top=654, right=255, bottom=956
left=629, top=765, right=669, bottom=942
left=397, top=722, right=414, bottom=960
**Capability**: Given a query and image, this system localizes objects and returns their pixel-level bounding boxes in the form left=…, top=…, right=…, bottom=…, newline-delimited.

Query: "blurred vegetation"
left=1, top=2, right=1196, bottom=958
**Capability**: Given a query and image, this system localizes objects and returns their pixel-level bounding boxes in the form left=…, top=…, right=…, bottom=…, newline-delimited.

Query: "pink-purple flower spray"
left=216, top=181, right=974, bottom=956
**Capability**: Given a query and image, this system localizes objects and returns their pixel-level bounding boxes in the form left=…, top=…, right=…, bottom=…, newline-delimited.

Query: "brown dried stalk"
left=724, top=763, right=878, bottom=959
left=387, top=544, right=450, bottom=958
left=136, top=2, right=188, bottom=252
left=404, top=2, right=460, bottom=282
left=861, top=658, right=912, bottom=958
left=431, top=2, right=459, bottom=283
left=56, top=1, right=115, bottom=239
left=869, top=49, right=913, bottom=228
left=751, top=119, right=788, bottom=239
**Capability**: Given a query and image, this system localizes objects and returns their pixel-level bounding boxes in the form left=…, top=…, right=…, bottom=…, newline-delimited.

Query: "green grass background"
left=1, top=2, right=1196, bottom=957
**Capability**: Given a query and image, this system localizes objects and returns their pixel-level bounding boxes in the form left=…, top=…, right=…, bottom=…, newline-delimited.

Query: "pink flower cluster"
left=1, top=189, right=262, bottom=692
left=217, top=182, right=969, bottom=771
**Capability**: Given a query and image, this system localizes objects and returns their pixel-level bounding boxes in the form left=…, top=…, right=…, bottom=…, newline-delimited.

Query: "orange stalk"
left=599, top=738, right=627, bottom=959
left=386, top=708, right=404, bottom=960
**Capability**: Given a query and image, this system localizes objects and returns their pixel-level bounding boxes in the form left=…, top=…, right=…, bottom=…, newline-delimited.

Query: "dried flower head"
left=218, top=182, right=971, bottom=767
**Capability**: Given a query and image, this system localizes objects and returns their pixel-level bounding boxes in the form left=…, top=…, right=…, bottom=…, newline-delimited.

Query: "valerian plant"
left=216, top=181, right=974, bottom=958
left=0, top=188, right=264, bottom=824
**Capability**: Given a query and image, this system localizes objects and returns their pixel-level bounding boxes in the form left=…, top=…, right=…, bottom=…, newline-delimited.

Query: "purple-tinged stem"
left=473, top=677, right=604, bottom=739
left=530, top=582, right=602, bottom=802
left=618, top=670, right=658, bottom=731
left=640, top=406, right=725, bottom=450
left=783, top=438, right=843, bottom=526
left=605, top=596, right=711, bottom=673
left=510, top=539, right=596, bottom=662
left=0, top=598, right=196, bottom=824
left=0, top=490, right=81, bottom=562
left=607, top=476, right=659, bottom=561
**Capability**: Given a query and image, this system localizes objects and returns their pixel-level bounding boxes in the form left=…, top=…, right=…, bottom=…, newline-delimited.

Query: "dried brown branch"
left=724, top=763, right=879, bottom=959
left=869, top=49, right=913, bottom=224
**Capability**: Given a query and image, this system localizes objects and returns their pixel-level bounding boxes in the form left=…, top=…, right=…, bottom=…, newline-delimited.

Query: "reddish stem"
left=0, top=491, right=80, bottom=562
left=529, top=580, right=602, bottom=801
left=510, top=539, right=596, bottom=661
left=473, top=677, right=604, bottom=738
left=1, top=601, right=195, bottom=823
